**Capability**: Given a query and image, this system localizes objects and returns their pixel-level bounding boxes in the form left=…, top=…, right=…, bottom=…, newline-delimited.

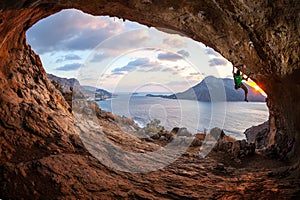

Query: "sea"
left=97, top=93, right=269, bottom=140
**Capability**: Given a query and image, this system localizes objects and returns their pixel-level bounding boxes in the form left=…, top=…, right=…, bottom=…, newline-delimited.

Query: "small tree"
left=143, top=119, right=164, bottom=135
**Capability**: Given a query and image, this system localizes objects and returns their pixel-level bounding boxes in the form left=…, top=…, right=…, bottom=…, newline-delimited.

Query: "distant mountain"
left=47, top=73, right=80, bottom=93
left=148, top=76, right=266, bottom=102
left=81, top=85, right=99, bottom=92
left=82, top=85, right=113, bottom=101
left=47, top=74, right=113, bottom=101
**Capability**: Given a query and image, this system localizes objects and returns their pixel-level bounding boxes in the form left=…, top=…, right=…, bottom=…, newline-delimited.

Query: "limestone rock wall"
left=0, top=30, right=79, bottom=160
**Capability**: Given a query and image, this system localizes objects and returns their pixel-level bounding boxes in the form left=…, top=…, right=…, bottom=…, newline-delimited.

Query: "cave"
left=0, top=0, right=299, bottom=198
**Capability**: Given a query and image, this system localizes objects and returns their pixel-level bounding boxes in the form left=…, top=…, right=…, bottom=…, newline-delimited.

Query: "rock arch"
left=0, top=0, right=299, bottom=193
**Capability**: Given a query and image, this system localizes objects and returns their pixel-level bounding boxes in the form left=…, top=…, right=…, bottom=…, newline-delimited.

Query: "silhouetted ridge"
left=148, top=76, right=266, bottom=102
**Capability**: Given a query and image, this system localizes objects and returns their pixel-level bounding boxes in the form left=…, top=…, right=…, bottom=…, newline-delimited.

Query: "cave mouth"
left=0, top=0, right=298, bottom=163
left=26, top=9, right=269, bottom=141
left=1, top=1, right=299, bottom=198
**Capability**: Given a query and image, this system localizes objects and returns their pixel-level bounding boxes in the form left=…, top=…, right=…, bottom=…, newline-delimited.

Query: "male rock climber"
left=233, top=64, right=249, bottom=102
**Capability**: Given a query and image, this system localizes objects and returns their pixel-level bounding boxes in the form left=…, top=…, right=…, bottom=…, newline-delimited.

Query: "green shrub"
left=143, top=119, right=164, bottom=135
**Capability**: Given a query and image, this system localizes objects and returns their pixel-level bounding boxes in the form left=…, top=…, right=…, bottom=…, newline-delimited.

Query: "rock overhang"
left=0, top=0, right=299, bottom=160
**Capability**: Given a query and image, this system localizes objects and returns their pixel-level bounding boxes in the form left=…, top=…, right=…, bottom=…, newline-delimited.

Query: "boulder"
left=178, top=128, right=192, bottom=137
left=214, top=131, right=255, bottom=159
left=244, top=121, right=269, bottom=149
left=231, top=141, right=241, bottom=159
left=208, top=127, right=224, bottom=140
left=194, top=133, right=206, bottom=140
left=150, top=133, right=161, bottom=140
left=191, top=137, right=202, bottom=147
left=171, top=127, right=180, bottom=134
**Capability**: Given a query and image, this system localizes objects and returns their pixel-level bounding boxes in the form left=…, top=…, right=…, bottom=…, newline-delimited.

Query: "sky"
left=26, top=9, right=236, bottom=93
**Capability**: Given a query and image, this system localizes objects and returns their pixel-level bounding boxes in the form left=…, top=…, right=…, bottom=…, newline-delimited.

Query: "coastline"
left=97, top=95, right=268, bottom=140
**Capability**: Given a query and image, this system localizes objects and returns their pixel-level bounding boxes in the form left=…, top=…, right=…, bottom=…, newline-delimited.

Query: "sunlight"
left=246, top=81, right=267, bottom=97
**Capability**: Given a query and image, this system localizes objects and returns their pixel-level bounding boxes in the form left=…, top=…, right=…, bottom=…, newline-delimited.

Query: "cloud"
left=65, top=54, right=81, bottom=60
left=102, top=73, right=122, bottom=79
left=55, top=58, right=64, bottom=63
left=185, top=75, right=203, bottom=82
left=137, top=65, right=162, bottom=72
left=110, top=72, right=125, bottom=75
left=189, top=72, right=201, bottom=76
left=56, top=63, right=82, bottom=71
left=162, top=68, right=174, bottom=72
left=56, top=54, right=81, bottom=63
left=187, top=72, right=204, bottom=80
left=26, top=9, right=127, bottom=54
left=99, top=30, right=150, bottom=55
left=209, top=58, right=228, bottom=67
left=157, top=52, right=182, bottom=61
left=112, top=58, right=151, bottom=74
left=205, top=48, right=221, bottom=57
left=166, top=80, right=189, bottom=86
left=160, top=65, right=190, bottom=75
left=90, top=53, right=109, bottom=62
left=163, top=37, right=185, bottom=48
left=177, top=50, right=190, bottom=57
left=174, top=65, right=190, bottom=71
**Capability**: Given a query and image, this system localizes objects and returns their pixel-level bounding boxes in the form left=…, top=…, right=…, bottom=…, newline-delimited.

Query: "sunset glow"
left=246, top=81, right=267, bottom=97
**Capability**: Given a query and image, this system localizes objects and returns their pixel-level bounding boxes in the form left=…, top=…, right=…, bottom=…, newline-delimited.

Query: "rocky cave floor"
left=1, top=107, right=300, bottom=200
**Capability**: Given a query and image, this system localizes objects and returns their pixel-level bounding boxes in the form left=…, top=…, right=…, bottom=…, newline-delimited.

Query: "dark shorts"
left=235, top=84, right=248, bottom=93
left=234, top=84, right=240, bottom=90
